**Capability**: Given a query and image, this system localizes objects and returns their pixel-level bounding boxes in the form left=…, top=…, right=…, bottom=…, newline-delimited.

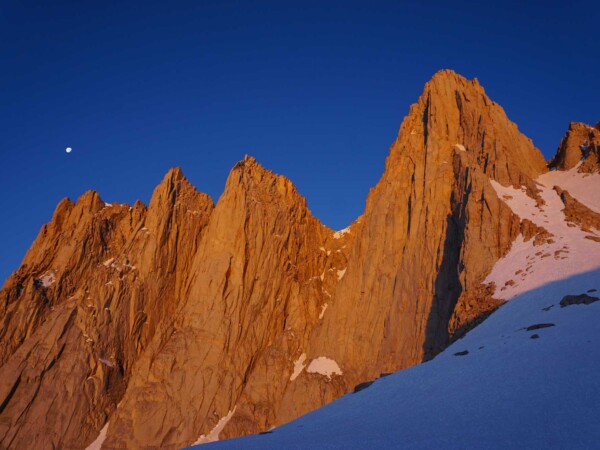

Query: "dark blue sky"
left=1, top=1, right=598, bottom=283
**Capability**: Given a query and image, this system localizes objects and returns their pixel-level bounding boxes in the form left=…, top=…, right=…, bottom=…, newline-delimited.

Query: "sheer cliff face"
left=0, top=169, right=214, bottom=450
left=0, top=70, right=566, bottom=449
left=277, top=70, right=548, bottom=421
left=102, top=157, right=345, bottom=449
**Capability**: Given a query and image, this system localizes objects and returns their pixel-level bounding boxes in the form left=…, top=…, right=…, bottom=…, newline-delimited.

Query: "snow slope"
left=194, top=269, right=600, bottom=449
left=486, top=165, right=600, bottom=299
left=539, top=166, right=600, bottom=214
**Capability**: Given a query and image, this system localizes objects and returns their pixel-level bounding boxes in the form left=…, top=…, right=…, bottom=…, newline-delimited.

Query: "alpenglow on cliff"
left=1, top=70, right=599, bottom=449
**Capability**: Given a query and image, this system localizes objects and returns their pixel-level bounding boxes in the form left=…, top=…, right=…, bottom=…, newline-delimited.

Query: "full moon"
left=66, top=147, right=72, bottom=153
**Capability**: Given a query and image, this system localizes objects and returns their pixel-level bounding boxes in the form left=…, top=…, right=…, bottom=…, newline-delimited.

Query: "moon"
left=66, top=147, right=72, bottom=153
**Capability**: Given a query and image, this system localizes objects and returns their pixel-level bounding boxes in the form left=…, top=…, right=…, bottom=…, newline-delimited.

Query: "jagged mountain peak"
left=549, top=121, right=600, bottom=173
left=424, top=69, right=484, bottom=95
left=164, top=165, right=185, bottom=180
left=391, top=70, right=547, bottom=188
left=149, top=166, right=214, bottom=215
left=238, top=153, right=258, bottom=165
left=2, top=73, right=598, bottom=450
left=224, top=154, right=307, bottom=211
left=74, top=189, right=105, bottom=211
left=231, top=154, right=272, bottom=175
left=50, top=196, right=76, bottom=222
left=275, top=72, right=553, bottom=424
left=100, top=154, right=344, bottom=449
left=155, top=166, right=200, bottom=193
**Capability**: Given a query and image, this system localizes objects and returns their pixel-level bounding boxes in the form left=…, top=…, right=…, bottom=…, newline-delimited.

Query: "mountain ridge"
left=1, top=70, right=598, bottom=450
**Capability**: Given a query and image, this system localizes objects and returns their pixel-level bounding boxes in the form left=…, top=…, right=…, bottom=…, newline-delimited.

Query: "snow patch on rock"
left=333, top=227, right=351, bottom=239
left=306, top=357, right=343, bottom=380
left=319, top=303, right=328, bottom=320
left=99, top=358, right=114, bottom=368
left=193, top=407, right=237, bottom=445
left=85, top=422, right=109, bottom=450
left=290, top=353, right=307, bottom=381
left=38, top=273, right=56, bottom=288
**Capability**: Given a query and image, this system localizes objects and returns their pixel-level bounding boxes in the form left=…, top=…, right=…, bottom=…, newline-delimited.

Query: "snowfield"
left=193, top=269, right=600, bottom=449
left=487, top=165, right=600, bottom=299
left=539, top=165, right=600, bottom=214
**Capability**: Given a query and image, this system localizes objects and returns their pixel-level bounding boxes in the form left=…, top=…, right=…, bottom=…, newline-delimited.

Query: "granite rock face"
left=102, top=157, right=349, bottom=449
left=2, top=70, right=591, bottom=449
left=276, top=70, right=549, bottom=422
left=549, top=121, right=600, bottom=173
left=0, top=169, right=214, bottom=449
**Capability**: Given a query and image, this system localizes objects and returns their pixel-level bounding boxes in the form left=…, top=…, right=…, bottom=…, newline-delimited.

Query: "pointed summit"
left=276, top=71, right=550, bottom=424
left=231, top=154, right=259, bottom=170
left=155, top=166, right=194, bottom=193
left=164, top=166, right=186, bottom=181
left=146, top=167, right=214, bottom=245
left=49, top=197, right=75, bottom=224
left=75, top=190, right=105, bottom=212
left=393, top=70, right=547, bottom=187
left=149, top=167, right=212, bottom=211
left=223, top=155, right=305, bottom=211
left=424, top=69, right=484, bottom=94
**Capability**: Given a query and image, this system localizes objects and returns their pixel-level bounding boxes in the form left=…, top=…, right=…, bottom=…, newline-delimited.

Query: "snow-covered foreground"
left=192, top=269, right=600, bottom=449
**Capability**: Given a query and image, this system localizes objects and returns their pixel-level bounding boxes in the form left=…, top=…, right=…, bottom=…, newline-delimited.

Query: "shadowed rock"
left=525, top=323, right=555, bottom=331
left=560, top=293, right=600, bottom=308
